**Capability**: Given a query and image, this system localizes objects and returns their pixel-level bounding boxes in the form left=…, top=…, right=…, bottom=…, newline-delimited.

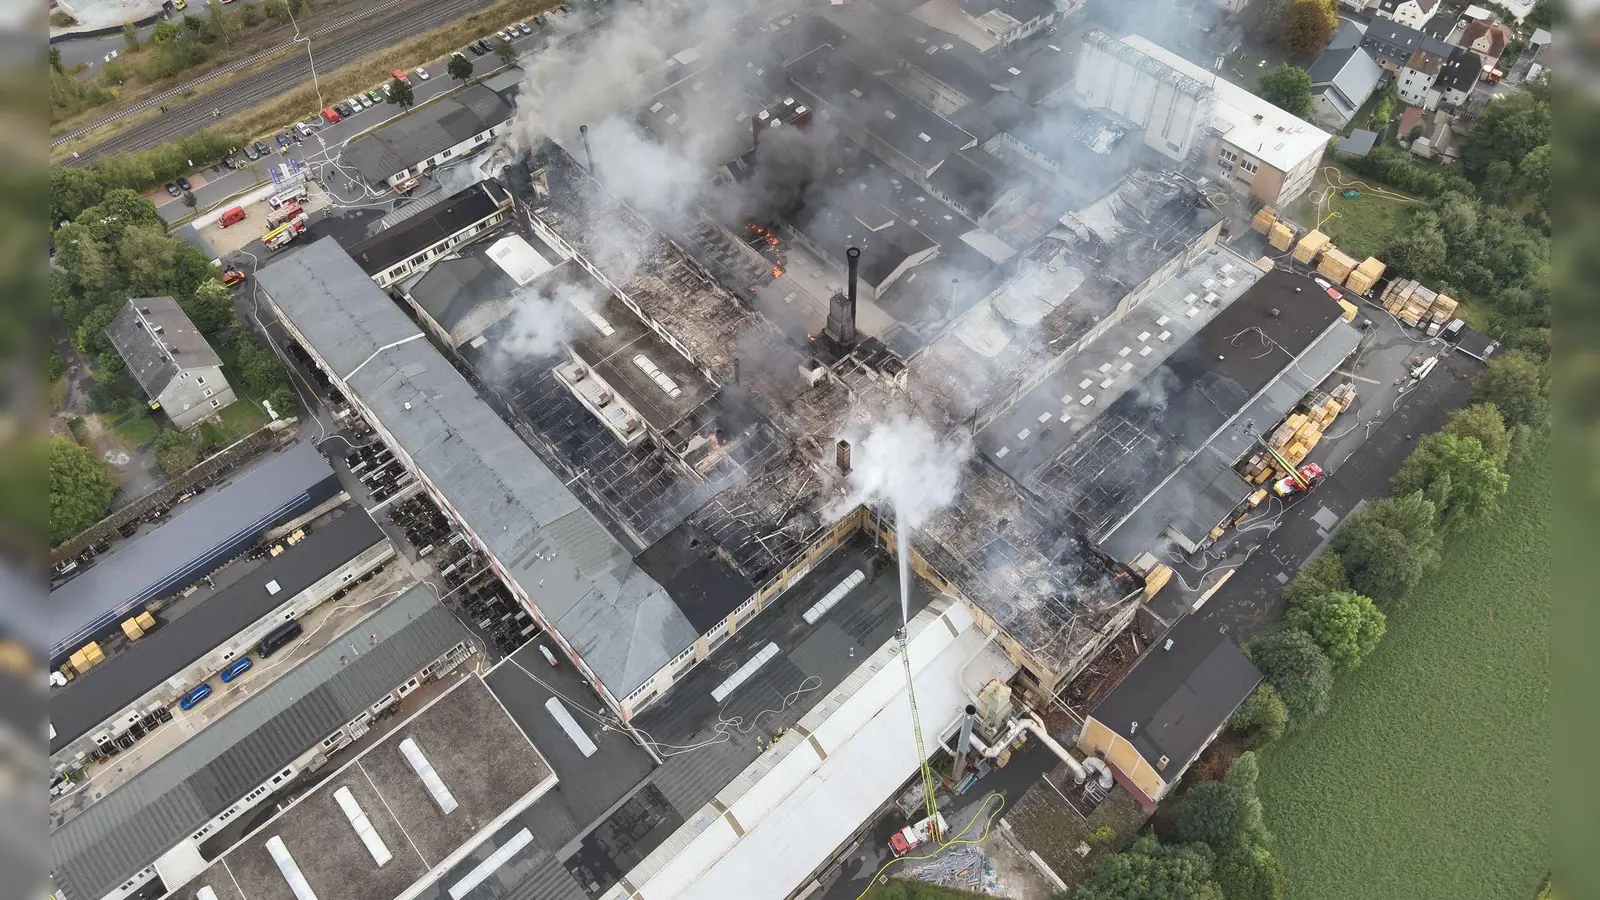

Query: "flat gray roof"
left=49, top=583, right=468, bottom=900
left=257, top=239, right=696, bottom=700
left=48, top=508, right=387, bottom=752
left=343, top=84, right=515, bottom=182
left=49, top=442, right=340, bottom=657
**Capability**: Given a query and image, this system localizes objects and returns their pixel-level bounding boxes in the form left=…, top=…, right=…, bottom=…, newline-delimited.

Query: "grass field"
left=1289, top=163, right=1419, bottom=263
left=1257, top=438, right=1551, bottom=900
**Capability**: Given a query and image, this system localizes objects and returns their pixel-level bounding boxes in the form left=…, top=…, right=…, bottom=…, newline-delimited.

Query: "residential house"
left=1435, top=46, right=1483, bottom=107
left=1328, top=17, right=1368, bottom=52
left=1075, top=613, right=1263, bottom=806
left=1362, top=18, right=1454, bottom=71
left=1308, top=46, right=1385, bottom=128
left=1397, top=48, right=1445, bottom=110
left=342, top=72, right=520, bottom=191
left=345, top=180, right=513, bottom=289
left=1076, top=33, right=1333, bottom=206
left=104, top=297, right=237, bottom=430
left=1467, top=0, right=1534, bottom=23
left=1373, top=0, right=1440, bottom=30
left=1422, top=9, right=1458, bottom=40
left=1459, top=17, right=1514, bottom=73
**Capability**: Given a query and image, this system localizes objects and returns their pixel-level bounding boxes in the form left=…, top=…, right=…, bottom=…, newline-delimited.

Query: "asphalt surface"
left=59, top=0, right=532, bottom=163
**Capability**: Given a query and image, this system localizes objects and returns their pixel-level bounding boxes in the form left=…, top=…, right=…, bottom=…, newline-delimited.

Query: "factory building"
left=342, top=71, right=521, bottom=191
left=49, top=584, right=475, bottom=900
left=49, top=442, right=341, bottom=662
left=48, top=509, right=393, bottom=759
left=347, top=180, right=515, bottom=289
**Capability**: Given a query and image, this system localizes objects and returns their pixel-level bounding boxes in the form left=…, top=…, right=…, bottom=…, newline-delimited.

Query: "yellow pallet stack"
left=1255, top=255, right=1275, bottom=272
left=1236, top=385, right=1356, bottom=485
left=136, top=610, right=156, bottom=632
left=1398, top=283, right=1437, bottom=326
left=1344, top=256, right=1385, bottom=296
left=1251, top=207, right=1279, bottom=234
left=1428, top=293, right=1458, bottom=324
left=1293, top=229, right=1331, bottom=265
left=121, top=618, right=145, bottom=641
left=1317, top=247, right=1358, bottom=284
left=1268, top=222, right=1295, bottom=251
left=1337, top=299, right=1359, bottom=322
left=68, top=641, right=105, bottom=675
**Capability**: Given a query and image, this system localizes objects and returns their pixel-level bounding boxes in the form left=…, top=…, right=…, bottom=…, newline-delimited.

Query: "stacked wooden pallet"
left=1343, top=256, right=1384, bottom=296
left=1317, top=247, right=1358, bottom=283
left=1255, top=255, right=1275, bottom=272
left=1427, top=293, right=1458, bottom=324
left=1268, top=221, right=1295, bottom=251
left=1236, top=384, right=1357, bottom=484
left=1251, top=207, right=1279, bottom=234
left=1293, top=229, right=1331, bottom=265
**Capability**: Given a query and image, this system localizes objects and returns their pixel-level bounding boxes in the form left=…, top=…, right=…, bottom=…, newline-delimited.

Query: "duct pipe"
left=973, top=714, right=1087, bottom=784
left=952, top=705, right=977, bottom=782
left=732, top=357, right=741, bottom=387
left=578, top=124, right=595, bottom=174
left=1081, top=755, right=1114, bottom=792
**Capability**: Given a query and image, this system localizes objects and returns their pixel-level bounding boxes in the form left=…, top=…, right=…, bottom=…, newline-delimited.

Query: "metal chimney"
left=836, top=439, right=852, bottom=474
left=825, top=248, right=860, bottom=345
left=578, top=124, right=595, bottom=173
left=953, top=704, right=977, bottom=782
left=732, top=357, right=741, bottom=387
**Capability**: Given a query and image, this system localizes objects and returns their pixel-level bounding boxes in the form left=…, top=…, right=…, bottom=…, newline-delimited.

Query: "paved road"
left=59, top=0, right=555, bottom=163
left=57, top=0, right=290, bottom=71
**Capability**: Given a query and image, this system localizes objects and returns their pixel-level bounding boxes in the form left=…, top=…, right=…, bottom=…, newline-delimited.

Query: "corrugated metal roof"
left=256, top=240, right=695, bottom=700
left=49, top=509, right=388, bottom=752
left=49, top=443, right=339, bottom=656
left=50, top=584, right=467, bottom=900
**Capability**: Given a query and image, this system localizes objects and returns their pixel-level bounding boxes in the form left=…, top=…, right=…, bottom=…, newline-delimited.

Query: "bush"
left=1285, top=589, right=1387, bottom=671
left=153, top=428, right=200, bottom=475
left=1230, top=684, right=1289, bottom=749
left=1246, top=630, right=1334, bottom=732
left=1073, top=834, right=1220, bottom=900
left=1328, top=493, right=1441, bottom=606
left=1473, top=349, right=1550, bottom=429
left=1281, top=551, right=1347, bottom=608
left=1174, top=781, right=1259, bottom=853
left=51, top=436, right=116, bottom=545
left=47, top=350, right=64, bottom=381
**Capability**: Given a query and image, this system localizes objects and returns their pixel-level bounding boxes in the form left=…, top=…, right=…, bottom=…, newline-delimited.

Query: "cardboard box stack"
left=1317, top=247, right=1358, bottom=283
left=1293, top=229, right=1331, bottom=265
left=1251, top=207, right=1279, bottom=234
left=1268, top=221, right=1295, bottom=251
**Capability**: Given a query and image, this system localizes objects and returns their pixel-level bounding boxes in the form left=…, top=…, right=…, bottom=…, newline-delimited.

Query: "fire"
left=772, top=266, right=785, bottom=278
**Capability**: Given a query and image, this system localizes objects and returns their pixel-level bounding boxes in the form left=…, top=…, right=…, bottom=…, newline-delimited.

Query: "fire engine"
left=263, top=213, right=308, bottom=251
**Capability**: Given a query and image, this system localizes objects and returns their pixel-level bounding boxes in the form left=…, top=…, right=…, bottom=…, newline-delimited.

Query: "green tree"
left=1391, top=432, right=1511, bottom=529
left=48, top=350, right=65, bottom=382
left=50, top=46, right=64, bottom=74
left=265, top=386, right=299, bottom=418
left=117, top=222, right=186, bottom=296
left=1473, top=348, right=1549, bottom=427
left=50, top=436, right=116, bottom=545
left=1286, top=589, right=1386, bottom=670
left=185, top=279, right=238, bottom=335
left=151, top=19, right=181, bottom=42
left=1278, top=0, right=1337, bottom=56
left=101, top=60, right=127, bottom=86
left=448, top=52, right=475, bottom=84
left=1460, top=92, right=1549, bottom=184
left=1174, top=780, right=1260, bottom=854
left=1074, top=835, right=1221, bottom=900
left=1246, top=0, right=1291, bottom=36
left=1329, top=493, right=1441, bottom=606
left=1229, top=684, right=1288, bottom=749
left=182, top=190, right=198, bottom=209
left=1519, top=144, right=1550, bottom=217
left=1246, top=629, right=1333, bottom=732
left=1443, top=403, right=1512, bottom=464
left=1282, top=551, right=1347, bottom=608
left=1256, top=64, right=1313, bottom=118
left=205, top=0, right=241, bottom=46
left=1225, top=751, right=1260, bottom=793
left=74, top=303, right=119, bottom=357
left=494, top=36, right=517, bottom=66
left=264, top=0, right=289, bottom=22
left=1089, top=825, right=1118, bottom=847
left=1384, top=211, right=1448, bottom=280
left=386, top=76, right=415, bottom=110
left=122, top=22, right=141, bottom=52
left=235, top=336, right=288, bottom=395
left=153, top=428, right=200, bottom=474
left=1370, top=87, right=1395, bottom=128
left=1213, top=845, right=1286, bottom=900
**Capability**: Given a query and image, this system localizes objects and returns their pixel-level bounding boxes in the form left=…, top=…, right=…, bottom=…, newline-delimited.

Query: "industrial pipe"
left=972, top=714, right=1087, bottom=784
left=952, top=704, right=977, bottom=782
left=1081, top=754, right=1114, bottom=791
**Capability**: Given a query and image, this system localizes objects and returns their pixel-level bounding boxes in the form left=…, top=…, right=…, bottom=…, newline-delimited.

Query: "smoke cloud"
left=493, top=281, right=596, bottom=362
left=837, top=412, right=972, bottom=530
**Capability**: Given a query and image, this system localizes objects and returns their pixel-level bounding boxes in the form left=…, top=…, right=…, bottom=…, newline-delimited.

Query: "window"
left=179, top=372, right=189, bottom=380
left=410, top=253, right=428, bottom=268
left=196, top=375, right=205, bottom=385
left=1219, top=148, right=1238, bottom=163
left=209, top=399, right=220, bottom=408
left=441, top=148, right=453, bottom=159
left=1239, top=159, right=1258, bottom=174
left=1217, top=156, right=1233, bottom=171
left=203, top=388, right=214, bottom=397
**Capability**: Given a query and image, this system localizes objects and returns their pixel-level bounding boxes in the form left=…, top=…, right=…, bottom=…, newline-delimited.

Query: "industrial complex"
left=47, top=2, right=1493, bottom=899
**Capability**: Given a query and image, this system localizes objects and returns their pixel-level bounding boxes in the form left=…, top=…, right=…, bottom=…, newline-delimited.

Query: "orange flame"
left=772, top=266, right=785, bottom=278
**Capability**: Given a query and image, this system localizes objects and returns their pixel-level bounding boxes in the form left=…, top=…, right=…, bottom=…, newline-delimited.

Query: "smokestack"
left=825, top=248, right=860, bottom=346
left=836, top=439, right=852, bottom=474
left=732, top=357, right=741, bottom=387
left=953, top=704, right=977, bottom=782
left=578, top=124, right=595, bottom=174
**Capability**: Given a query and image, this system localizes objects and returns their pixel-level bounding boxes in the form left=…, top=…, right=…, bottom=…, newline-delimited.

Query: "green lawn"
left=112, top=406, right=161, bottom=447
left=211, top=400, right=270, bottom=446
left=1257, top=439, right=1551, bottom=900
left=1289, top=163, right=1418, bottom=263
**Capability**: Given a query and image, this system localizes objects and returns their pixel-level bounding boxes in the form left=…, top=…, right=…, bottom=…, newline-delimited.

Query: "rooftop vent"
left=1253, top=113, right=1264, bottom=123
left=633, top=355, right=683, bottom=398
left=918, top=133, right=932, bottom=142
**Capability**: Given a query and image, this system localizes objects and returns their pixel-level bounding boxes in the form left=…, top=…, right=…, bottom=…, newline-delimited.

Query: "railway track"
left=57, top=0, right=507, bottom=165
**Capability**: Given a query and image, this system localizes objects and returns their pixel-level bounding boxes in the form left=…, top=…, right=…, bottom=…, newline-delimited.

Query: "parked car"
left=495, top=29, right=511, bottom=42
left=220, top=657, right=252, bottom=683
left=469, top=41, right=488, bottom=55
left=296, top=121, right=314, bottom=137
left=366, top=89, right=382, bottom=104
left=414, top=66, right=430, bottom=80
left=347, top=96, right=364, bottom=111
left=164, top=182, right=181, bottom=197
left=175, top=176, right=191, bottom=191
left=221, top=154, right=239, bottom=169
left=179, top=683, right=212, bottom=711
left=518, top=21, right=533, bottom=34
left=275, top=133, right=291, bottom=149
left=381, top=83, right=392, bottom=98
left=254, top=140, right=270, bottom=157
left=242, top=143, right=260, bottom=161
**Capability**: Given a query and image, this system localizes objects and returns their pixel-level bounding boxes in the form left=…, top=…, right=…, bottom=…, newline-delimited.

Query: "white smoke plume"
left=838, top=412, right=972, bottom=530
left=493, top=280, right=598, bottom=362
